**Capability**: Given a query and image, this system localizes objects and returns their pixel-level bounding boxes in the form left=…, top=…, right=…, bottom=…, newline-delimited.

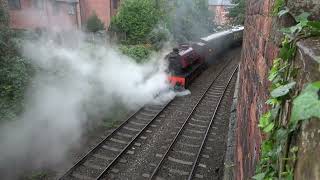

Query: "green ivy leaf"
left=312, top=81, right=320, bottom=88
left=307, top=21, right=320, bottom=30
left=278, top=7, right=289, bottom=17
left=259, top=112, right=271, bottom=128
left=271, top=82, right=296, bottom=98
left=291, top=83, right=320, bottom=123
left=263, top=122, right=275, bottom=133
left=295, top=12, right=310, bottom=23
left=252, top=172, right=266, bottom=180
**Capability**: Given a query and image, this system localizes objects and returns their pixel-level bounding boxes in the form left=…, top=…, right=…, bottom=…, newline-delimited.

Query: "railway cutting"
left=59, top=47, right=241, bottom=180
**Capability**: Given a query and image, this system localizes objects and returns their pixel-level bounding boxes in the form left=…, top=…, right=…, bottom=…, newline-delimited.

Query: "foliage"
left=291, top=82, right=320, bottom=124
left=86, top=13, right=105, bottom=33
left=0, top=5, right=33, bottom=123
left=146, top=26, right=170, bottom=50
left=119, top=44, right=151, bottom=63
left=228, top=0, right=246, bottom=25
left=254, top=2, right=320, bottom=179
left=110, top=0, right=161, bottom=44
left=167, top=0, right=214, bottom=43
left=0, top=3, right=9, bottom=26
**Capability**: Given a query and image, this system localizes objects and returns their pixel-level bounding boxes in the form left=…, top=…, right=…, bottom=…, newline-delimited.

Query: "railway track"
left=59, top=49, right=239, bottom=180
left=149, top=65, right=238, bottom=180
left=59, top=103, right=172, bottom=180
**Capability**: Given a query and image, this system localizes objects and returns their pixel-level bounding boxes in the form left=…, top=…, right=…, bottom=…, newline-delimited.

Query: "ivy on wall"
left=253, top=1, right=320, bottom=179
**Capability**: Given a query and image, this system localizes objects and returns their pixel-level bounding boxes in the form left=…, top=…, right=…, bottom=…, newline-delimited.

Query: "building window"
left=52, top=2, right=60, bottom=15
left=68, top=4, right=76, bottom=15
left=8, top=0, right=21, bottom=10
left=32, top=0, right=44, bottom=9
left=112, top=0, right=118, bottom=9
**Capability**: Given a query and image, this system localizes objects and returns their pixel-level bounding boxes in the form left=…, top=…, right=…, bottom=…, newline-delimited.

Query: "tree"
left=86, top=13, right=105, bottom=33
left=110, top=0, right=161, bottom=44
left=167, top=0, right=214, bottom=43
left=228, top=0, right=246, bottom=25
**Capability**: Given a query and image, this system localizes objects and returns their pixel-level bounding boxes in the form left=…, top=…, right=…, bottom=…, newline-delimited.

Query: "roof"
left=208, top=0, right=234, bottom=6
left=201, top=26, right=244, bottom=42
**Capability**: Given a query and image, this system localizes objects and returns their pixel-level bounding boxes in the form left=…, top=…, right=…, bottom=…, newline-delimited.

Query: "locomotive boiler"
left=166, top=26, right=244, bottom=90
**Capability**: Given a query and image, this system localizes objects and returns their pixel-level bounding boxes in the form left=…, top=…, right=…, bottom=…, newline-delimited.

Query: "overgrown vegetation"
left=110, top=0, right=162, bottom=44
left=167, top=0, right=214, bottom=43
left=86, top=13, right=105, bottom=33
left=228, top=0, right=245, bottom=25
left=253, top=2, right=320, bottom=179
left=119, top=44, right=152, bottom=63
left=110, top=0, right=164, bottom=61
left=110, top=0, right=214, bottom=60
left=0, top=4, right=33, bottom=123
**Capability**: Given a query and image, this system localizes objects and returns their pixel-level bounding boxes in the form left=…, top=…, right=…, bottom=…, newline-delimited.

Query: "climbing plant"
left=253, top=2, right=320, bottom=180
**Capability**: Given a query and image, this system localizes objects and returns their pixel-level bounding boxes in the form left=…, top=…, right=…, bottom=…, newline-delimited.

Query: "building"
left=7, top=0, right=121, bottom=31
left=208, top=0, right=234, bottom=26
left=8, top=0, right=81, bottom=31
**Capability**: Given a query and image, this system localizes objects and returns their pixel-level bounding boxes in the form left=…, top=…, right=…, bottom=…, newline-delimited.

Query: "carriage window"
left=8, top=0, right=21, bottom=10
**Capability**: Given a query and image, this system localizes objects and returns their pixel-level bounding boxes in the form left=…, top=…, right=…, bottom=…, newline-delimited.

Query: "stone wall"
left=236, top=0, right=278, bottom=178
left=236, top=0, right=320, bottom=179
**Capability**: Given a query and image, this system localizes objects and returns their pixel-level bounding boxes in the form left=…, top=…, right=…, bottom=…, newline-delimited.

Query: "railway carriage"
left=167, top=26, right=244, bottom=90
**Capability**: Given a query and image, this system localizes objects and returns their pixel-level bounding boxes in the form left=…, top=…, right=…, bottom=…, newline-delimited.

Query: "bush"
left=110, top=0, right=161, bottom=44
left=146, top=26, right=170, bottom=50
left=0, top=5, right=33, bottom=123
left=119, top=44, right=151, bottom=63
left=86, top=13, right=105, bottom=33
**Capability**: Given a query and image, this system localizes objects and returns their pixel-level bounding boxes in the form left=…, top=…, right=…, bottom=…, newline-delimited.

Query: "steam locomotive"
left=166, top=26, right=244, bottom=89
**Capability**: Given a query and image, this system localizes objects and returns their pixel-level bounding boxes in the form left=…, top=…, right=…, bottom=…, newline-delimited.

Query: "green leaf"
left=308, top=21, right=320, bottom=30
left=259, top=112, right=271, bottom=128
left=295, top=12, right=310, bottom=23
left=291, top=83, right=320, bottom=123
left=312, top=81, right=320, bottom=88
left=252, top=172, right=266, bottom=180
left=266, top=98, right=279, bottom=106
left=263, top=122, right=275, bottom=133
left=271, top=82, right=296, bottom=98
left=278, top=7, right=289, bottom=17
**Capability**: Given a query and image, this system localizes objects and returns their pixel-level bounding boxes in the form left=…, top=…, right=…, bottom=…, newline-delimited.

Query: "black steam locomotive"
left=166, top=26, right=244, bottom=89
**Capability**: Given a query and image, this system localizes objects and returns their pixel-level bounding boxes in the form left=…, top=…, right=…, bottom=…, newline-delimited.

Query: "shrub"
left=86, top=13, right=105, bottom=33
left=0, top=4, right=33, bottom=123
left=110, top=0, right=161, bottom=44
left=119, top=44, right=151, bottom=63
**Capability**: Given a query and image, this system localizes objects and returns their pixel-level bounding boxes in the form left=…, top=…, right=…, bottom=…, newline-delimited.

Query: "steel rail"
left=59, top=108, right=143, bottom=179
left=95, top=100, right=173, bottom=180
left=187, top=66, right=238, bottom=180
left=149, top=62, right=234, bottom=180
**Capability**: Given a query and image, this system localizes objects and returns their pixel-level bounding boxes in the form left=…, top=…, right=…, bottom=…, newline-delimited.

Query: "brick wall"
left=79, top=0, right=111, bottom=28
left=9, top=0, right=79, bottom=31
left=236, top=0, right=320, bottom=179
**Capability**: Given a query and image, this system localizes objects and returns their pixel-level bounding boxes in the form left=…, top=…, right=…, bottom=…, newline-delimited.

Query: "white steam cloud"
left=0, top=33, right=175, bottom=179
